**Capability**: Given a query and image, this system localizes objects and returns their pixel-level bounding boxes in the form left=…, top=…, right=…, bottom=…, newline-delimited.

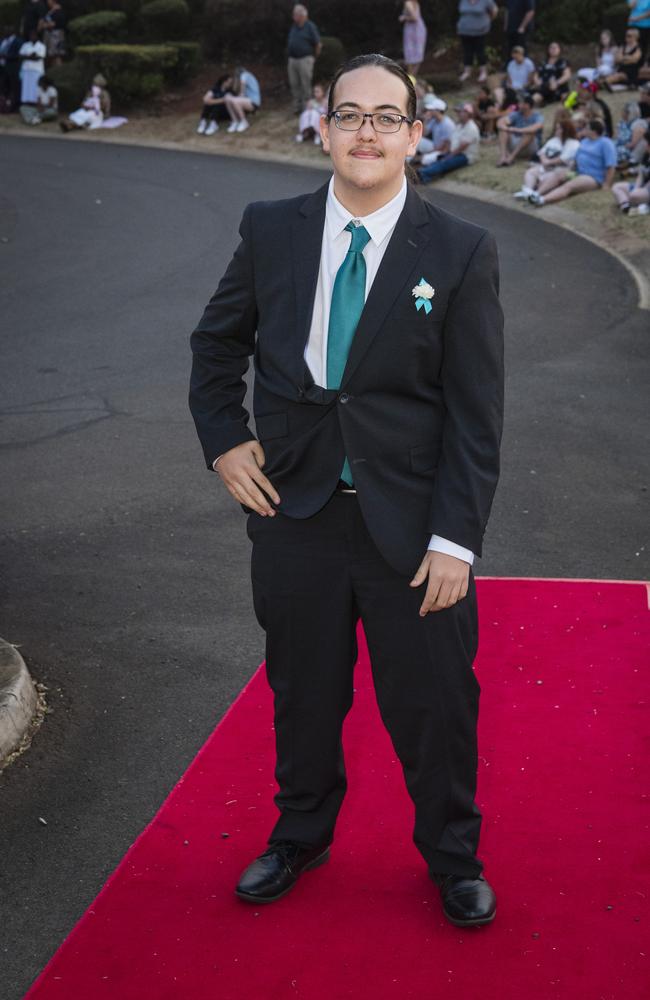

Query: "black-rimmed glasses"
left=328, top=110, right=414, bottom=133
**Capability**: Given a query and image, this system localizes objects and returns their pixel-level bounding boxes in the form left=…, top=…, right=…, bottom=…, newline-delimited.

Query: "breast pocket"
left=254, top=411, right=288, bottom=441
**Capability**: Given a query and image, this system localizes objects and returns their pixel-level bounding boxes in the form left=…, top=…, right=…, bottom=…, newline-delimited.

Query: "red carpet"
left=28, top=579, right=649, bottom=999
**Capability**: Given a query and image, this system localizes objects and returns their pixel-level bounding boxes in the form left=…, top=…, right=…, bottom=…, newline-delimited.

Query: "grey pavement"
left=0, top=136, right=648, bottom=998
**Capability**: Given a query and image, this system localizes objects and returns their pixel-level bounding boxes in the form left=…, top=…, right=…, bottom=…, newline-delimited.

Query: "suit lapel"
left=341, top=184, right=431, bottom=388
left=291, top=182, right=328, bottom=366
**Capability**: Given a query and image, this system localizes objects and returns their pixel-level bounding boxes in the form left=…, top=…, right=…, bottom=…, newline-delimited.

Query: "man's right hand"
left=214, top=441, right=280, bottom=517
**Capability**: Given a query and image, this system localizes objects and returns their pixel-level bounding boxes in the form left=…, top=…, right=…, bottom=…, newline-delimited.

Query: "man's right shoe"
left=235, top=840, right=330, bottom=903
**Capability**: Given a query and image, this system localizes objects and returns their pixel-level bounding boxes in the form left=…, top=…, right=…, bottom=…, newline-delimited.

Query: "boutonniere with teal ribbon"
left=412, top=278, right=435, bottom=314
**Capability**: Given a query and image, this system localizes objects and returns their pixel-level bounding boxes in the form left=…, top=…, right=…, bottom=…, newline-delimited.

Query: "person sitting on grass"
left=196, top=74, right=233, bottom=136
left=611, top=151, right=650, bottom=214
left=413, top=94, right=454, bottom=159
left=505, top=45, right=535, bottom=92
left=603, top=28, right=643, bottom=90
left=496, top=93, right=544, bottom=165
left=295, top=81, right=327, bottom=144
left=530, top=41, right=572, bottom=104
left=527, top=118, right=616, bottom=206
left=224, top=66, right=261, bottom=134
left=19, top=71, right=57, bottom=123
left=577, top=29, right=618, bottom=83
left=476, top=83, right=517, bottom=138
left=614, top=100, right=648, bottom=165
left=417, top=101, right=480, bottom=182
left=59, top=74, right=110, bottom=132
left=512, top=118, right=579, bottom=199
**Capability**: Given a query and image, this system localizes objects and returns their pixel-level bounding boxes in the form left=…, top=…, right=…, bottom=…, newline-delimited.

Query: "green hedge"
left=140, top=0, right=190, bottom=41
left=49, top=61, right=85, bottom=110
left=0, top=0, right=21, bottom=29
left=73, top=42, right=200, bottom=103
left=68, top=11, right=129, bottom=45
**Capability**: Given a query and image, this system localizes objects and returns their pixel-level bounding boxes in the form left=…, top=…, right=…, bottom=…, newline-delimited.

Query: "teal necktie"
left=327, top=221, right=371, bottom=485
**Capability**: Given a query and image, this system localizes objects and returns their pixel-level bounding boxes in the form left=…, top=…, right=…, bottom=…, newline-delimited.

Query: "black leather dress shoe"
left=235, top=841, right=331, bottom=903
left=432, top=872, right=497, bottom=926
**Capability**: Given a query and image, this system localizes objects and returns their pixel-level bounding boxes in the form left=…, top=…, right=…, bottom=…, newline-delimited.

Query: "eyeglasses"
left=328, top=110, right=414, bottom=133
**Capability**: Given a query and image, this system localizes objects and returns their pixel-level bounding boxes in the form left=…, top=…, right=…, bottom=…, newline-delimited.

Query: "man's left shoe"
left=432, top=872, right=497, bottom=927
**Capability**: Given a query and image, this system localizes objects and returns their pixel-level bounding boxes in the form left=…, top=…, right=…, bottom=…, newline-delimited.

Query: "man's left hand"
left=409, top=551, right=470, bottom=617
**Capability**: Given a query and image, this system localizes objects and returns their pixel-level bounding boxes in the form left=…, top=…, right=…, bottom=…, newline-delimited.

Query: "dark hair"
left=558, top=118, right=577, bottom=141
left=587, top=118, right=605, bottom=135
left=326, top=53, right=417, bottom=121
left=500, top=86, right=517, bottom=111
left=38, top=74, right=53, bottom=87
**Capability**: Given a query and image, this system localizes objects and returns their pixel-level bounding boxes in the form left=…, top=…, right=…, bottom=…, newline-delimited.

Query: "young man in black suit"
left=189, top=54, right=504, bottom=927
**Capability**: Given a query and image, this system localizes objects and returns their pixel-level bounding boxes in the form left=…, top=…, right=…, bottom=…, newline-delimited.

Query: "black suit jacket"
left=189, top=181, right=504, bottom=576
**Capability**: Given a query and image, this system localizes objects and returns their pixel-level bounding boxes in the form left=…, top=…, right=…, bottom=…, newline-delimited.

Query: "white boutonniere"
left=412, top=278, right=435, bottom=313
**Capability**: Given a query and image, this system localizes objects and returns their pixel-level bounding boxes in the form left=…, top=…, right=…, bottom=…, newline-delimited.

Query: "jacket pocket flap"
left=409, top=441, right=441, bottom=473
left=255, top=411, right=288, bottom=440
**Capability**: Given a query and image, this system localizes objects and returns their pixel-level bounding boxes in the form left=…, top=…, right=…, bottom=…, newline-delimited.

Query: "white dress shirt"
left=304, top=177, right=474, bottom=566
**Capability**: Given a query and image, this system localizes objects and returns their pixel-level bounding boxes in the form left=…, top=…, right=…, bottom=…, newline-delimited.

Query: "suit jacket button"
left=338, top=392, right=349, bottom=403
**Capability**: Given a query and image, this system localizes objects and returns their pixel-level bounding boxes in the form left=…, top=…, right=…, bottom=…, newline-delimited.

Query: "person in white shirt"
left=505, top=45, right=535, bottom=91
left=417, top=102, right=481, bottom=181
left=19, top=72, right=58, bottom=124
left=19, top=29, right=45, bottom=105
left=414, top=94, right=455, bottom=159
left=512, top=118, right=580, bottom=199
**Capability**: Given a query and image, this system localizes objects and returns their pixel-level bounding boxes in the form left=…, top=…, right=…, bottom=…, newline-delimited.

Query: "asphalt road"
left=1, top=136, right=648, bottom=998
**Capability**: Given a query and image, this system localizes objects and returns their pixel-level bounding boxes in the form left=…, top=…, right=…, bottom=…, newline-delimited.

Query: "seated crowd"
left=413, top=26, right=650, bottom=218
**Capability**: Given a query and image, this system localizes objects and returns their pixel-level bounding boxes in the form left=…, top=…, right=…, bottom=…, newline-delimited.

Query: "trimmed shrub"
left=49, top=59, right=90, bottom=111
left=534, top=1, right=616, bottom=44
left=68, top=11, right=129, bottom=46
left=0, top=0, right=20, bottom=29
left=166, top=40, right=202, bottom=83
left=74, top=42, right=199, bottom=103
left=313, top=36, right=345, bottom=88
left=140, top=0, right=190, bottom=41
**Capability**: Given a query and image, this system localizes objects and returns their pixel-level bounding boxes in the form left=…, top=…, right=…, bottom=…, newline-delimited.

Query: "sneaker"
left=196, top=119, right=207, bottom=135
left=459, top=68, right=471, bottom=82
left=227, top=121, right=238, bottom=133
left=478, top=68, right=488, bottom=83
left=513, top=186, right=534, bottom=199
left=630, top=203, right=650, bottom=216
left=236, top=119, right=250, bottom=133
left=294, top=132, right=304, bottom=142
left=528, top=190, right=544, bottom=206
left=205, top=120, right=219, bottom=136
left=313, top=134, right=321, bottom=146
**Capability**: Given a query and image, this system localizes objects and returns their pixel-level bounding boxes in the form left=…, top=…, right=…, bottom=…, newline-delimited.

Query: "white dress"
left=19, top=40, right=46, bottom=103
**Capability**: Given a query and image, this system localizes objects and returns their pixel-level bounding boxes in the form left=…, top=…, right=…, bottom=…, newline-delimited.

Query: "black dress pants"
left=247, top=491, right=484, bottom=878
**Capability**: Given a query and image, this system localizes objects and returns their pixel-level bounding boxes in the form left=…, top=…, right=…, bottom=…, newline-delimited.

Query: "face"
left=548, top=42, right=561, bottom=59
left=313, top=84, right=324, bottom=102
left=320, top=66, right=422, bottom=196
left=513, top=50, right=524, bottom=63
left=293, top=7, right=306, bottom=25
left=456, top=109, right=470, bottom=125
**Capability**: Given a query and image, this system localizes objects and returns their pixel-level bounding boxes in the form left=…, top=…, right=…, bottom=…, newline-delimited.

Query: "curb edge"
left=0, top=637, right=38, bottom=763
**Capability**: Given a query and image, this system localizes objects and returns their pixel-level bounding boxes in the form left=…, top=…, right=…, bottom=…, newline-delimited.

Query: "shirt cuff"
left=427, top=535, right=475, bottom=565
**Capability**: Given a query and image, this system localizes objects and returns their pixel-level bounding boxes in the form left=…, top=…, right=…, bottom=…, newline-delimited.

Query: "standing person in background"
left=18, top=27, right=45, bottom=105
left=628, top=0, right=650, bottom=66
left=503, top=0, right=535, bottom=59
left=457, top=0, right=498, bottom=84
left=224, top=67, right=261, bottom=133
left=287, top=4, right=321, bottom=115
left=399, top=1, right=427, bottom=76
left=38, top=0, right=65, bottom=67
